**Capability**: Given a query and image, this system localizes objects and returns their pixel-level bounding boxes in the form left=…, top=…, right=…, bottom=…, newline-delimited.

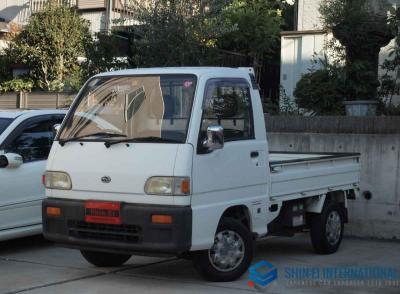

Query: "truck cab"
left=42, top=68, right=360, bottom=282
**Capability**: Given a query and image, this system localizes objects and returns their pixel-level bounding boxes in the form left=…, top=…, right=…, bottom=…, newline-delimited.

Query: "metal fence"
left=0, top=92, right=77, bottom=109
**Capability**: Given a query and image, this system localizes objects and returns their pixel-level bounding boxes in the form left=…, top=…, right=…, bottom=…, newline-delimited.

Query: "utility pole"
left=105, top=0, right=113, bottom=33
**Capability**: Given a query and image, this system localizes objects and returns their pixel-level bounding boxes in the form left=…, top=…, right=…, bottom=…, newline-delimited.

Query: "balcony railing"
left=30, top=0, right=77, bottom=13
left=111, top=0, right=136, bottom=27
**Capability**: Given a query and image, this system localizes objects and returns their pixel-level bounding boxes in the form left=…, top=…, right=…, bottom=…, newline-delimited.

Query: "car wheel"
left=80, top=250, right=131, bottom=267
left=310, top=202, right=344, bottom=254
left=192, top=217, right=254, bottom=282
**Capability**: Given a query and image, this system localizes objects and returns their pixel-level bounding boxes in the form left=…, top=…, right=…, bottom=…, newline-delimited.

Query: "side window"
left=200, top=79, right=254, bottom=142
left=5, top=120, right=55, bottom=163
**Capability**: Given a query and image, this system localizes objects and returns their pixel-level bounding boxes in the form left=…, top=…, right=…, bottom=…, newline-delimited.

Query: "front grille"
left=68, top=221, right=142, bottom=243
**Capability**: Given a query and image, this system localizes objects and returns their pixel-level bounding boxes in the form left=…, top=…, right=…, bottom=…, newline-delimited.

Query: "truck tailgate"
left=269, top=152, right=360, bottom=201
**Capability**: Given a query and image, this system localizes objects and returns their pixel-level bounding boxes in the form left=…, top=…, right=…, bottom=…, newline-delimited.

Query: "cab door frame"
left=189, top=75, right=269, bottom=250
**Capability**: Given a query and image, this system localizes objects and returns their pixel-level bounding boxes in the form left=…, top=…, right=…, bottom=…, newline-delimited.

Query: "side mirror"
left=0, top=153, right=23, bottom=168
left=53, top=124, right=61, bottom=138
left=202, top=125, right=224, bottom=152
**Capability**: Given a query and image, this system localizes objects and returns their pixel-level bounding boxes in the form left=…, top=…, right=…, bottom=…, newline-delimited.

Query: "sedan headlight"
left=145, top=177, right=190, bottom=196
left=44, top=171, right=72, bottom=190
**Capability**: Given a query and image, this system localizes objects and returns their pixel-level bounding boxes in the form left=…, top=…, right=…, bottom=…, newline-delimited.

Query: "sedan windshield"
left=0, top=118, right=13, bottom=135
left=59, top=75, right=197, bottom=143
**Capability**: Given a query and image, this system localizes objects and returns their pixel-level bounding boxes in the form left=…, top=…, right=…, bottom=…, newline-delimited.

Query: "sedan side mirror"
left=0, top=153, right=23, bottom=168
left=53, top=124, right=61, bottom=138
left=202, top=125, right=224, bottom=152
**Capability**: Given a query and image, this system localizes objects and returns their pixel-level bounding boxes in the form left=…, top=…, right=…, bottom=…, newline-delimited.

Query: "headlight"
left=44, top=171, right=72, bottom=190
left=145, top=177, right=190, bottom=196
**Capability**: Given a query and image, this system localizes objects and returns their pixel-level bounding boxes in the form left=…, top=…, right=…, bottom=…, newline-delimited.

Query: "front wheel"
left=192, top=217, right=254, bottom=282
left=310, top=202, right=344, bottom=254
left=80, top=250, right=131, bottom=267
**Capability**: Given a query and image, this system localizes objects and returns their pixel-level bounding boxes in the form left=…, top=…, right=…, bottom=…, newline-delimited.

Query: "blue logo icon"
left=248, top=261, right=278, bottom=289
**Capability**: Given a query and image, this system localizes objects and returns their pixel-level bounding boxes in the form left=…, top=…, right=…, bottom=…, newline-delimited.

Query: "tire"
left=80, top=250, right=131, bottom=267
left=310, top=202, right=344, bottom=254
left=192, top=217, right=254, bottom=282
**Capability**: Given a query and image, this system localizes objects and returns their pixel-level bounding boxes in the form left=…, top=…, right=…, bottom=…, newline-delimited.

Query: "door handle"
left=250, top=151, right=259, bottom=158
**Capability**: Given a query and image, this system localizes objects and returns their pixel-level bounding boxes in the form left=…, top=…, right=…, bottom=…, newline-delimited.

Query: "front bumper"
left=42, top=198, right=192, bottom=255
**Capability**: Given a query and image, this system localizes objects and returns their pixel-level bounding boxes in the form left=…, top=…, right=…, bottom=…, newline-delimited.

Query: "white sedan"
left=0, top=109, right=66, bottom=241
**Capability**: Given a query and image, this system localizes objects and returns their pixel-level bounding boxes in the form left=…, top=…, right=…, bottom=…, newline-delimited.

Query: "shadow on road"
left=0, top=234, right=50, bottom=254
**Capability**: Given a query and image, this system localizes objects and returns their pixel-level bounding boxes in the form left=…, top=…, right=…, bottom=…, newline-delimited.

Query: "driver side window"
left=4, top=120, right=54, bottom=163
left=200, top=78, right=254, bottom=142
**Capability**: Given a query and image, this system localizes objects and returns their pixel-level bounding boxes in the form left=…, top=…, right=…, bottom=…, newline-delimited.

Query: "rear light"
left=46, top=207, right=61, bottom=217
left=42, top=174, right=46, bottom=186
left=151, top=215, right=173, bottom=224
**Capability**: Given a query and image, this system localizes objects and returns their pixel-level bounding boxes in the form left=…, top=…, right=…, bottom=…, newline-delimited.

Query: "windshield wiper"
left=104, top=136, right=180, bottom=148
left=59, top=132, right=127, bottom=146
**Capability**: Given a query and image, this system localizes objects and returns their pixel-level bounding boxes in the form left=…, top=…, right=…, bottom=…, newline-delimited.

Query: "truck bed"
left=269, top=152, right=360, bottom=201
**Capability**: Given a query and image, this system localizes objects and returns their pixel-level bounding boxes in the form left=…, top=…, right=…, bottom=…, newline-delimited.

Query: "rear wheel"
left=80, top=250, right=131, bottom=267
left=310, top=202, right=344, bottom=254
left=192, top=217, right=254, bottom=282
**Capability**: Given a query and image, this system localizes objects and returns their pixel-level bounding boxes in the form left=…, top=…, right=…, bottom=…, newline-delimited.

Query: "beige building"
left=280, top=0, right=400, bottom=105
left=0, top=0, right=138, bottom=37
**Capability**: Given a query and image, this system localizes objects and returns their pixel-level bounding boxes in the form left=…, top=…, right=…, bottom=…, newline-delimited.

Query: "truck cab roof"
left=0, top=109, right=67, bottom=119
left=95, top=67, right=255, bottom=78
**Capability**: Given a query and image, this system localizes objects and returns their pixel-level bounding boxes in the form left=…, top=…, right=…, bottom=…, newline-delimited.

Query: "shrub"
left=0, top=79, right=33, bottom=92
left=294, top=66, right=345, bottom=115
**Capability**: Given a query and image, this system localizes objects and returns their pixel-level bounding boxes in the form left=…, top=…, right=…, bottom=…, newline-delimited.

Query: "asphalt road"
left=0, top=234, right=399, bottom=294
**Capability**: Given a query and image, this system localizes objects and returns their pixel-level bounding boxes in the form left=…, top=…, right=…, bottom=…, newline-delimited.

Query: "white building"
left=280, top=0, right=400, bottom=105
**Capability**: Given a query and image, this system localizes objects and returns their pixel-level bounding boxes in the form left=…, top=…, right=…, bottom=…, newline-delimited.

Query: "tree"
left=319, top=0, right=395, bottom=101
left=380, top=6, right=400, bottom=109
left=219, top=0, right=284, bottom=74
left=6, top=3, right=91, bottom=91
left=83, top=32, right=128, bottom=78
left=128, top=0, right=226, bottom=67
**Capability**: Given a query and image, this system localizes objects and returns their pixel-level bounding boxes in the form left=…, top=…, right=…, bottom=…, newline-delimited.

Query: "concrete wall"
left=266, top=115, right=400, bottom=240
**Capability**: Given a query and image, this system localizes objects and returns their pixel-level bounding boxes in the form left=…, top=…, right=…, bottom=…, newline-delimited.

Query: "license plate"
left=85, top=201, right=121, bottom=225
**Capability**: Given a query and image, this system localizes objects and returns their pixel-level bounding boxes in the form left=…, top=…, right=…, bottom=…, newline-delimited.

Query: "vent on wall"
left=77, top=0, right=106, bottom=10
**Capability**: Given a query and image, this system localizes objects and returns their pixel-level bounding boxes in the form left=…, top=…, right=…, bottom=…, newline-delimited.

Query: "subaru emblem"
left=101, top=176, right=111, bottom=183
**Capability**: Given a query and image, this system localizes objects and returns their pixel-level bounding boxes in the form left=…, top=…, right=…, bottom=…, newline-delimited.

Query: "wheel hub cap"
left=326, top=211, right=342, bottom=246
left=208, top=230, right=245, bottom=272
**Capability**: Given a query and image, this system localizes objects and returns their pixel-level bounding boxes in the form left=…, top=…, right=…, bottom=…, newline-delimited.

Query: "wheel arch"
left=306, top=190, right=348, bottom=223
left=220, top=205, right=252, bottom=231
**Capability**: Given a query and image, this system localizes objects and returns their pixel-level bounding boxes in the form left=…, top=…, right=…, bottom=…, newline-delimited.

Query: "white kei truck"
left=42, top=67, right=360, bottom=282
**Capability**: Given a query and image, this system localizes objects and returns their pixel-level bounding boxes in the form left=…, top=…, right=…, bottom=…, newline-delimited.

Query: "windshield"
left=59, top=75, right=197, bottom=143
left=0, top=118, right=13, bottom=135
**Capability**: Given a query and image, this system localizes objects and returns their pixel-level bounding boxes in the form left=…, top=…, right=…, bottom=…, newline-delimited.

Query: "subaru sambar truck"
left=42, top=67, right=360, bottom=282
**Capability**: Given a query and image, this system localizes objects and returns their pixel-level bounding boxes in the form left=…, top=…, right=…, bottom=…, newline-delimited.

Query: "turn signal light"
left=180, top=178, right=190, bottom=194
left=46, top=207, right=61, bottom=217
left=151, top=215, right=172, bottom=224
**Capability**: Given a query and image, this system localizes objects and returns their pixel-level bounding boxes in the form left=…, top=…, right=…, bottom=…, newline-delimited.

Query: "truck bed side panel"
left=270, top=154, right=360, bottom=201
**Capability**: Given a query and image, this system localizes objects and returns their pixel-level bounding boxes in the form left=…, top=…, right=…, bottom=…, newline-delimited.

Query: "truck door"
left=191, top=78, right=268, bottom=243
left=0, top=115, right=64, bottom=231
